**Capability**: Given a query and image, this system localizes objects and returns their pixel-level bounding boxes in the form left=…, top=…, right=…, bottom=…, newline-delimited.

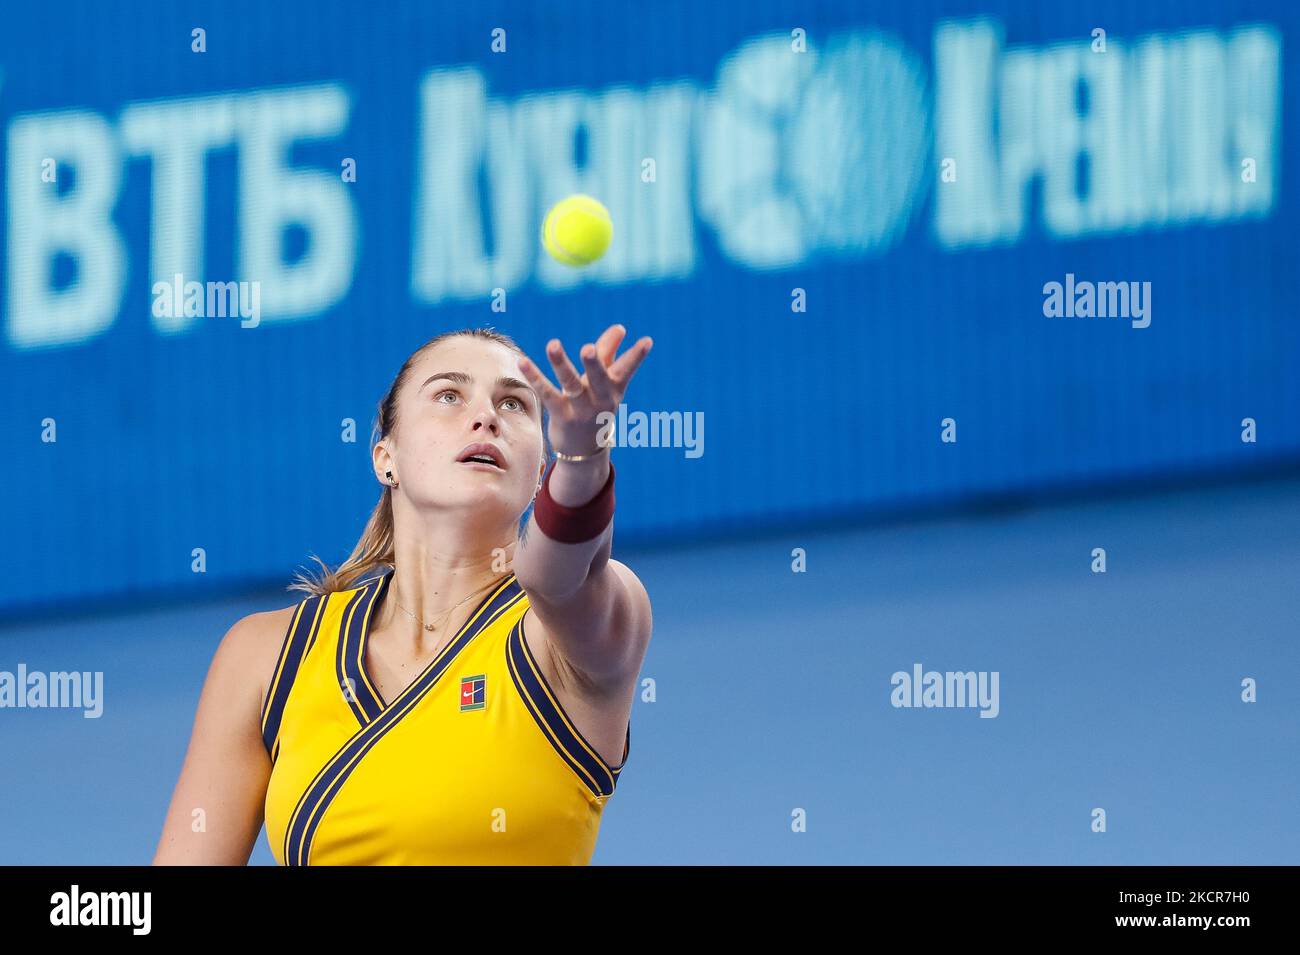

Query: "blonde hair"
left=289, top=327, right=548, bottom=596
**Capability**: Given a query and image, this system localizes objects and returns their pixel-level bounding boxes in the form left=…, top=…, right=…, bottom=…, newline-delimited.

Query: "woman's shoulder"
left=210, top=602, right=306, bottom=713
left=222, top=603, right=302, bottom=654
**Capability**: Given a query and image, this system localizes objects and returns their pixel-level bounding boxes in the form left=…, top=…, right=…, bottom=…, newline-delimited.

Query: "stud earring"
left=386, top=470, right=397, bottom=487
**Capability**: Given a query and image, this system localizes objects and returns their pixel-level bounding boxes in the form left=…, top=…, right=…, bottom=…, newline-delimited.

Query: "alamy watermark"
left=1042, top=273, right=1151, bottom=328
left=0, top=664, right=103, bottom=718
left=152, top=273, right=261, bottom=328
left=50, top=885, right=150, bottom=935
left=596, top=403, right=703, bottom=458
left=891, top=663, right=999, bottom=718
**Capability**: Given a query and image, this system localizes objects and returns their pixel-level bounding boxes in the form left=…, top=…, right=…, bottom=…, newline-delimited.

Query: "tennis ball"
left=541, top=194, right=613, bottom=267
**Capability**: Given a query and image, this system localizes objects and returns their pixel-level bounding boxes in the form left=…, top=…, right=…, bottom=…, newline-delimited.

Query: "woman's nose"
left=470, top=403, right=501, bottom=433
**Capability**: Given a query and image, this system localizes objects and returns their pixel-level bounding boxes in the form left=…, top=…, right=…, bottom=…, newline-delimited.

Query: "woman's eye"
left=433, top=390, right=525, bottom=412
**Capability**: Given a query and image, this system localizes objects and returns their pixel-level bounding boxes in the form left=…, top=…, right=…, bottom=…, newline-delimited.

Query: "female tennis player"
left=153, top=324, right=654, bottom=865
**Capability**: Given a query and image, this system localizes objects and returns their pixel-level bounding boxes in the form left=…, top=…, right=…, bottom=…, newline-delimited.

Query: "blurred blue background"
left=1, top=0, right=1297, bottom=863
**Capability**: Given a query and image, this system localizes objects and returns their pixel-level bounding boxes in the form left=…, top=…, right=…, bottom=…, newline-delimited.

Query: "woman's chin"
left=441, top=475, right=527, bottom=512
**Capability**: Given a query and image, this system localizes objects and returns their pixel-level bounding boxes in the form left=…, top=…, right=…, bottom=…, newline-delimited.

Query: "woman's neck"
left=379, top=543, right=515, bottom=637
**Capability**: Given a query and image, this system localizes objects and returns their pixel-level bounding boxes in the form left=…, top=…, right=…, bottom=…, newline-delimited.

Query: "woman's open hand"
left=517, top=324, right=653, bottom=457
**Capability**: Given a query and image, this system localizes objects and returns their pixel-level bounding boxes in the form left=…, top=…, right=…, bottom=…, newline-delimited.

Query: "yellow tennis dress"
left=260, top=570, right=630, bottom=865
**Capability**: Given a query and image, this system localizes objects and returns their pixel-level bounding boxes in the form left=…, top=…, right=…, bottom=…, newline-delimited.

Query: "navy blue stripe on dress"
left=260, top=599, right=306, bottom=739
left=284, top=575, right=524, bottom=866
left=261, top=594, right=327, bottom=759
left=505, top=617, right=618, bottom=798
left=337, top=575, right=388, bottom=726
left=334, top=585, right=371, bottom=727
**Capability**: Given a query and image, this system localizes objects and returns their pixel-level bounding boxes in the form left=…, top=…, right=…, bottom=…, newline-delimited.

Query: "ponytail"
left=289, top=485, right=396, bottom=596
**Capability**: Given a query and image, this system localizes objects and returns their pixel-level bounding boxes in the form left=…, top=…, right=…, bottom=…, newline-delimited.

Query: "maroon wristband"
left=532, top=461, right=615, bottom=543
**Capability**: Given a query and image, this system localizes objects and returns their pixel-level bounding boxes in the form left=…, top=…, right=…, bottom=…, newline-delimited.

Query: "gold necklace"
left=391, top=576, right=500, bottom=632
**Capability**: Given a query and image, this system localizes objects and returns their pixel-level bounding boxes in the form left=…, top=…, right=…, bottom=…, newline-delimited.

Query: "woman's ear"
left=373, top=439, right=395, bottom=486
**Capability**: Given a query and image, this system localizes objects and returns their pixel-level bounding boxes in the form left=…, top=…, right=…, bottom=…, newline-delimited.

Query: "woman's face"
left=376, top=337, right=546, bottom=523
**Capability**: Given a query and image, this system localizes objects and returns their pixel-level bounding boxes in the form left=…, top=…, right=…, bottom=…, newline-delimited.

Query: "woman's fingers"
left=545, top=339, right=586, bottom=398
left=526, top=330, right=649, bottom=415
left=587, top=325, right=626, bottom=403
left=595, top=324, right=627, bottom=367
left=516, top=355, right=564, bottom=411
left=608, top=336, right=653, bottom=385
left=583, top=341, right=617, bottom=403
